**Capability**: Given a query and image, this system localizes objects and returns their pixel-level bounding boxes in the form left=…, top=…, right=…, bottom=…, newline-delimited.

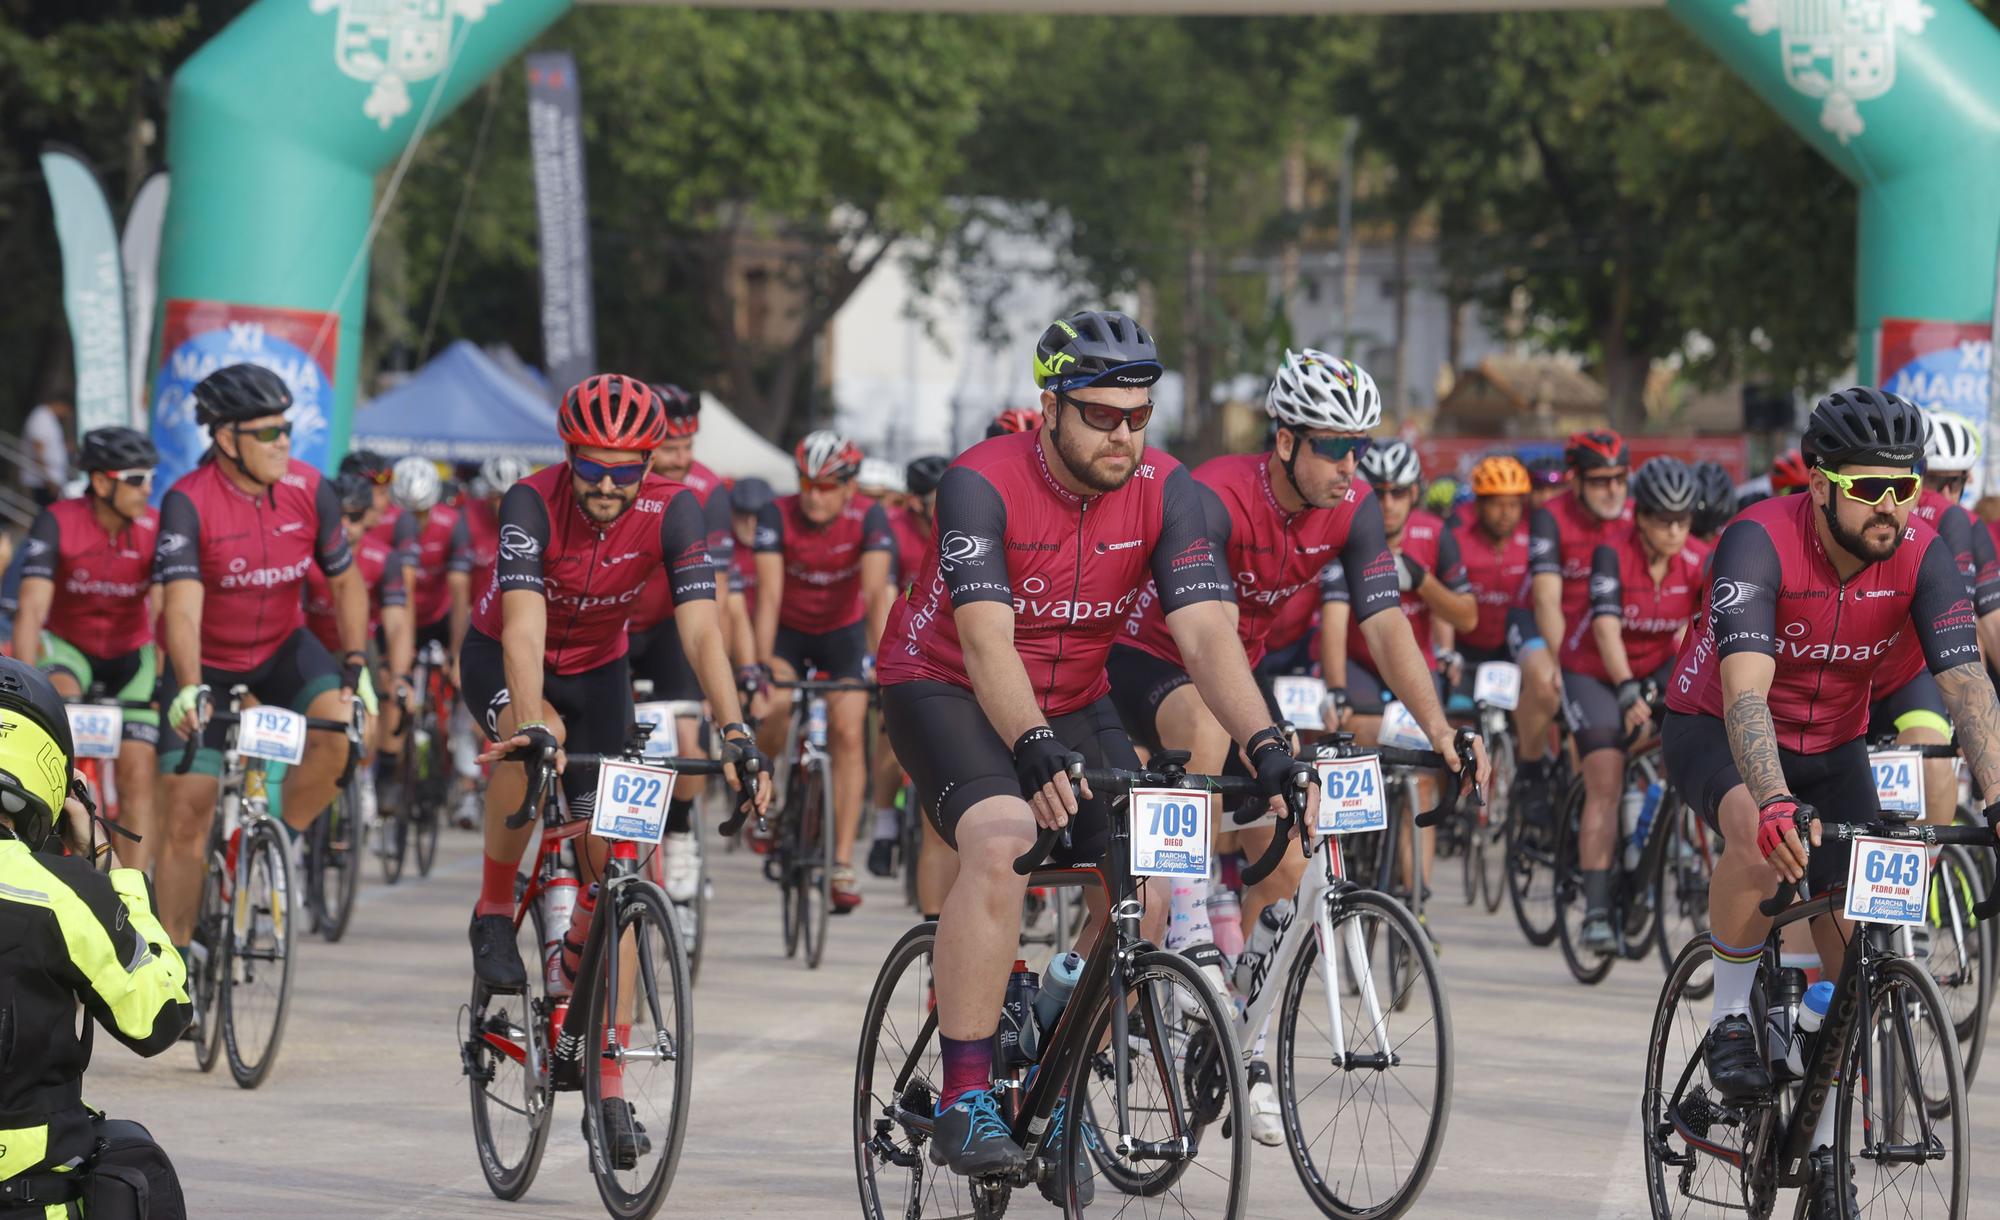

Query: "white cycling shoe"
left=662, top=831, right=701, bottom=903
left=1246, top=1062, right=1284, bottom=1147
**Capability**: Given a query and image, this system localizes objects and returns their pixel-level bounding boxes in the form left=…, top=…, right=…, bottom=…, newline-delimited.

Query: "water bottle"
left=1620, top=787, right=1645, bottom=872
left=998, top=960, right=1041, bottom=1067
left=1035, top=951, right=1085, bottom=1038
left=1766, top=967, right=1804, bottom=1080
left=1628, top=781, right=1663, bottom=871
left=542, top=875, right=580, bottom=997
left=558, top=883, right=599, bottom=991
left=1231, top=899, right=1294, bottom=1000
left=809, top=697, right=829, bottom=748
left=1205, top=886, right=1245, bottom=961
left=1787, top=980, right=1835, bottom=1077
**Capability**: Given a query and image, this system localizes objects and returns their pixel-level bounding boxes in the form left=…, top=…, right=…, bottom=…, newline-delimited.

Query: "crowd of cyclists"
left=5, top=304, right=1999, bottom=1220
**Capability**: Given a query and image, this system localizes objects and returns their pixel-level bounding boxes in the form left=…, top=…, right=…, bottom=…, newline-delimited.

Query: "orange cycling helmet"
left=559, top=375, right=667, bottom=451
left=1470, top=455, right=1531, bottom=497
left=1770, top=448, right=1811, bottom=492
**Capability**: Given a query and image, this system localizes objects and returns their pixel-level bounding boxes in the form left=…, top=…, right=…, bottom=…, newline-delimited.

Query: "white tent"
left=694, top=394, right=797, bottom=491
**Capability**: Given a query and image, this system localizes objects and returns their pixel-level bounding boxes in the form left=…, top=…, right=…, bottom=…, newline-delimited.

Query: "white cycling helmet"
left=1266, top=348, right=1382, bottom=432
left=479, top=455, right=532, bottom=494
left=390, top=456, right=442, bottom=512
left=857, top=457, right=905, bottom=494
left=1925, top=410, right=1980, bottom=474
left=1358, top=439, right=1423, bottom=489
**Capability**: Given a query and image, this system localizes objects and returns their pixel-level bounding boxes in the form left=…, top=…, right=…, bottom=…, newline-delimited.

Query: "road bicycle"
left=382, top=637, right=454, bottom=883
left=765, top=675, right=873, bottom=969
left=632, top=689, right=714, bottom=985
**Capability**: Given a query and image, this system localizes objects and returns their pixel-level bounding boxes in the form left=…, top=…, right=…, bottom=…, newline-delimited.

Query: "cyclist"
left=1770, top=448, right=1811, bottom=496
left=1450, top=454, right=1561, bottom=768
left=466, top=456, right=531, bottom=601
left=859, top=457, right=906, bottom=513
left=11, top=427, right=164, bottom=870
left=749, top=430, right=894, bottom=911
left=151, top=363, right=371, bottom=963
left=867, top=455, right=946, bottom=880
left=387, top=457, right=472, bottom=668
left=340, top=447, right=395, bottom=531
left=1524, top=451, right=1569, bottom=511
left=1662, top=388, right=2000, bottom=1214
left=306, top=472, right=414, bottom=787
left=1691, top=458, right=1737, bottom=546
left=878, top=310, right=1324, bottom=1186
left=985, top=406, right=1041, bottom=440
left=1567, top=456, right=1703, bottom=955
left=727, top=476, right=774, bottom=674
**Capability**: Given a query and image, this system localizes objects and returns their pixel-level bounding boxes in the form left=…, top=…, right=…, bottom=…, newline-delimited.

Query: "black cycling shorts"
left=1562, top=659, right=1674, bottom=755
left=1867, top=668, right=1951, bottom=740
left=460, top=627, right=634, bottom=813
left=1661, top=710, right=1877, bottom=897
left=773, top=621, right=867, bottom=682
left=414, top=615, right=453, bottom=656
left=1106, top=644, right=1194, bottom=754
left=627, top=616, right=703, bottom=703
left=158, top=627, right=343, bottom=760
left=882, top=679, right=1138, bottom=865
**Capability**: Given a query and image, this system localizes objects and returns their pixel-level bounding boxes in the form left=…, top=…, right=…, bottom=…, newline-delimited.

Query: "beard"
left=1052, top=416, right=1138, bottom=494
left=1823, top=500, right=1902, bottom=563
left=579, top=487, right=634, bottom=524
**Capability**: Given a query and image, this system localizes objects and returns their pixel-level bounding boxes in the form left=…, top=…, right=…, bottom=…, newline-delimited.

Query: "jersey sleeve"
left=1588, top=544, right=1624, bottom=620
left=447, top=512, right=474, bottom=573
left=1911, top=534, right=1985, bottom=674
left=660, top=489, right=717, bottom=604
left=703, top=485, right=735, bottom=569
left=154, top=490, right=203, bottom=584
left=1338, top=494, right=1401, bottom=623
left=753, top=503, right=785, bottom=554
left=18, top=507, right=60, bottom=584
left=1970, top=517, right=2000, bottom=618
left=313, top=477, right=354, bottom=578
left=1939, top=505, right=1977, bottom=585
left=493, top=483, right=552, bottom=597
left=1194, top=480, right=1236, bottom=604
left=933, top=466, right=1012, bottom=607
left=861, top=501, right=895, bottom=554
left=379, top=551, right=409, bottom=608
left=1528, top=506, right=1562, bottom=577
left=1434, top=524, right=1470, bottom=593
left=1151, top=465, right=1233, bottom=613
left=1709, top=518, right=1782, bottom=660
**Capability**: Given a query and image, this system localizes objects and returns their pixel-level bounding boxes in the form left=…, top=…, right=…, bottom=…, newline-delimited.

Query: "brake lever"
left=1011, top=758, right=1082, bottom=875
left=503, top=743, right=557, bottom=830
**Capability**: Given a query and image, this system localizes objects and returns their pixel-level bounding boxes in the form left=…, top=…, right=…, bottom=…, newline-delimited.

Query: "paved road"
left=88, top=829, right=1999, bottom=1218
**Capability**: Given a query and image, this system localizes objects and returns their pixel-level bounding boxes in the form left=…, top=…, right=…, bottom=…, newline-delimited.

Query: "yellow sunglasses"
left=1819, top=468, right=1921, bottom=508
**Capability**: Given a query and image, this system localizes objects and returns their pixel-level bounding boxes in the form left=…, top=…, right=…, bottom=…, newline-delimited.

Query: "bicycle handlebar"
left=768, top=677, right=877, bottom=694
left=1863, top=740, right=1961, bottom=760
left=501, top=745, right=759, bottom=830
left=1757, top=812, right=2000, bottom=920
left=172, top=694, right=363, bottom=777
left=1009, top=757, right=1305, bottom=880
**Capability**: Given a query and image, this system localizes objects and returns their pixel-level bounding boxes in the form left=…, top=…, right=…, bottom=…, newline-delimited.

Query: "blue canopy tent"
left=350, top=341, right=564, bottom=463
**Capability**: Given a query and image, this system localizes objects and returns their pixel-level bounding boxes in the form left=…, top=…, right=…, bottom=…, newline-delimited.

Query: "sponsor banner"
left=40, top=147, right=129, bottom=434
left=1414, top=436, right=1747, bottom=485
left=120, top=172, right=170, bottom=427
left=151, top=300, right=338, bottom=498
left=1878, top=318, right=1991, bottom=500
left=526, top=51, right=595, bottom=395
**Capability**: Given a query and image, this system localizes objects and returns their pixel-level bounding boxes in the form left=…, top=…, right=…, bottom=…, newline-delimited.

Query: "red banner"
left=1412, top=435, right=1748, bottom=483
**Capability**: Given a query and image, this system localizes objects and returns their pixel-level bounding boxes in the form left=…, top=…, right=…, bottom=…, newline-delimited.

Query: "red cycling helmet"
left=652, top=383, right=700, bottom=439
left=559, top=374, right=667, bottom=451
left=1770, top=448, right=1811, bottom=493
left=796, top=430, right=865, bottom=483
left=986, top=407, right=1043, bottom=439
left=1565, top=428, right=1630, bottom=471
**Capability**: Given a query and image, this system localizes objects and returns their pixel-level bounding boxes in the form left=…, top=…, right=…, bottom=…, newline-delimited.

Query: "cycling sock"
left=1709, top=933, right=1763, bottom=1024
left=1206, top=887, right=1245, bottom=960
left=476, top=854, right=520, bottom=918
left=873, top=806, right=900, bottom=840
left=598, top=1024, right=629, bottom=1099
left=937, top=1034, right=993, bottom=1110
left=665, top=797, right=693, bottom=836
left=1165, top=879, right=1212, bottom=952
left=923, top=912, right=939, bottom=923
left=1582, top=868, right=1613, bottom=914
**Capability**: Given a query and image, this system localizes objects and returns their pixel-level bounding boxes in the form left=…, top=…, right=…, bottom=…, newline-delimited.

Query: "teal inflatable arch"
left=155, top=0, right=2000, bottom=488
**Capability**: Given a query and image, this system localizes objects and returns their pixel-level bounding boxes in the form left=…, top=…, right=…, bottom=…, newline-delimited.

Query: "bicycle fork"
left=1315, top=886, right=1394, bottom=1070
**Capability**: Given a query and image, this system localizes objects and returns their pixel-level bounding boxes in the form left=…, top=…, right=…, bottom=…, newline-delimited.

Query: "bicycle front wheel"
left=854, top=922, right=961, bottom=1220
left=466, top=877, right=553, bottom=1200
left=1923, top=844, right=1991, bottom=1088
left=1835, top=955, right=1969, bottom=1219
left=1478, top=730, right=1516, bottom=914
left=1641, top=936, right=1768, bottom=1220
left=801, top=757, right=831, bottom=970
left=223, top=820, right=294, bottom=1089
left=581, top=880, right=693, bottom=1220
left=413, top=708, right=445, bottom=877
left=381, top=750, right=411, bottom=885
left=1505, top=790, right=1560, bottom=948
left=1277, top=888, right=1452, bottom=1220
left=1653, top=799, right=1715, bottom=998
left=316, top=787, right=363, bottom=943
left=1553, top=785, right=1614, bottom=986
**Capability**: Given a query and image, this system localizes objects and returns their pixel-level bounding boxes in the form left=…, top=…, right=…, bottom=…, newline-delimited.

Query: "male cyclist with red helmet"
left=751, top=430, right=895, bottom=910
left=464, top=376, right=769, bottom=1035
left=1770, top=448, right=1811, bottom=496
left=879, top=311, right=1327, bottom=1188
left=985, top=407, right=1042, bottom=440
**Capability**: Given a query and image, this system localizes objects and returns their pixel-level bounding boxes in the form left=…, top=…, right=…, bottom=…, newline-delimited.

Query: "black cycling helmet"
left=0, top=657, right=74, bottom=849
left=78, top=426, right=158, bottom=473
left=332, top=471, right=375, bottom=515
left=1524, top=452, right=1567, bottom=487
left=905, top=455, right=950, bottom=497
left=1631, top=456, right=1698, bottom=515
left=1032, top=310, right=1164, bottom=392
left=1691, top=460, right=1736, bottom=535
left=339, top=448, right=390, bottom=481
left=1802, top=387, right=1928, bottom=470
left=731, top=476, right=776, bottom=516
left=652, top=383, right=700, bottom=438
left=193, top=363, right=292, bottom=428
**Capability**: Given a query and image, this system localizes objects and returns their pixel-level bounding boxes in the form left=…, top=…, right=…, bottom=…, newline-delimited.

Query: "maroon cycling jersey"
left=1530, top=489, right=1634, bottom=646
left=1567, top=535, right=1701, bottom=683
left=887, top=504, right=933, bottom=590
left=1264, top=565, right=1326, bottom=653
left=470, top=463, right=715, bottom=674
left=879, top=433, right=1230, bottom=716
left=732, top=539, right=758, bottom=618
left=392, top=502, right=473, bottom=629
left=754, top=494, right=894, bottom=633
left=1666, top=493, right=1976, bottom=753
left=1454, top=517, right=1531, bottom=651
left=628, top=461, right=734, bottom=636
left=19, top=499, right=159, bottom=656
left=463, top=497, right=499, bottom=595
left=1332, top=509, right=1469, bottom=675
left=155, top=458, right=353, bottom=673
left=1122, top=453, right=1398, bottom=669
left=1872, top=490, right=2000, bottom=693
left=304, top=533, right=406, bottom=653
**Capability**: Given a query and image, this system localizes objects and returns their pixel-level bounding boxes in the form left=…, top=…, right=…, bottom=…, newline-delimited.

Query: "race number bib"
left=632, top=702, right=680, bottom=760
left=1474, top=661, right=1522, bottom=711
left=591, top=762, right=679, bottom=845
left=1129, top=787, right=1210, bottom=878
left=237, top=706, right=307, bottom=766
left=1379, top=701, right=1431, bottom=751
left=1272, top=676, right=1328, bottom=731
left=66, top=705, right=123, bottom=759
left=1869, top=749, right=1923, bottom=817
left=1315, top=755, right=1387, bottom=835
left=1843, top=836, right=1928, bottom=927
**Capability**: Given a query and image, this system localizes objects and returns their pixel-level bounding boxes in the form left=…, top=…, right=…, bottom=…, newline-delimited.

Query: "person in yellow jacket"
left=0, top=658, right=189, bottom=1218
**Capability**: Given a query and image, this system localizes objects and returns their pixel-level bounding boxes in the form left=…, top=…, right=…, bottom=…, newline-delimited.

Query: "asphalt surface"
left=87, top=826, right=2000, bottom=1218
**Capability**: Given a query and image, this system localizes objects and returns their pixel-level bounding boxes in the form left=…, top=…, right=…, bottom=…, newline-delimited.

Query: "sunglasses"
left=1642, top=511, right=1693, bottom=530
left=1820, top=468, right=1921, bottom=508
left=1059, top=393, right=1154, bottom=434
left=365, top=469, right=393, bottom=486
left=342, top=508, right=370, bottom=524
left=235, top=422, right=292, bottom=444
left=802, top=478, right=851, bottom=493
left=1301, top=434, right=1373, bottom=463
left=1580, top=472, right=1628, bottom=488
left=104, top=468, right=152, bottom=488
left=572, top=454, right=649, bottom=487
left=1373, top=483, right=1417, bottom=500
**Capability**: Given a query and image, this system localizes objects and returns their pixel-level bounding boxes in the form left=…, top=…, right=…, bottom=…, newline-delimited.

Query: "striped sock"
left=1709, top=932, right=1763, bottom=1026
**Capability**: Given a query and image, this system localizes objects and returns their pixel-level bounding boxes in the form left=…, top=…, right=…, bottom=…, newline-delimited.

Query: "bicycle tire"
left=1835, top=955, right=1969, bottom=1217
left=414, top=703, right=445, bottom=877
left=319, top=784, right=363, bottom=943
left=1925, top=844, right=1990, bottom=1089
left=801, top=757, right=831, bottom=970
left=1651, top=800, right=1715, bottom=1000
left=779, top=779, right=804, bottom=959
left=685, top=803, right=709, bottom=987
left=1553, top=784, right=1614, bottom=985
left=467, top=878, right=554, bottom=1200
left=381, top=752, right=410, bottom=886
left=1505, top=790, right=1560, bottom=948
left=223, top=820, right=294, bottom=1089
left=1641, top=936, right=1769, bottom=1220
left=580, top=880, right=693, bottom=1219
left=192, top=847, right=230, bottom=1074
left=856, top=921, right=974, bottom=1220
left=1277, top=888, right=1452, bottom=1220
left=1479, top=730, right=1516, bottom=914
left=301, top=808, right=330, bottom=936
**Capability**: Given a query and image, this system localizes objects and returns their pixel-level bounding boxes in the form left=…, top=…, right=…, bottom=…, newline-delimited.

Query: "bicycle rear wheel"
left=1505, top=789, right=1560, bottom=948
left=1836, top=956, right=1969, bottom=1218
left=581, top=881, right=693, bottom=1220
left=315, top=786, right=363, bottom=943
left=466, top=879, right=553, bottom=1200
left=1277, top=888, right=1451, bottom=1220
left=1641, top=937, right=1771, bottom=1220
left=223, top=820, right=294, bottom=1089
left=855, top=922, right=964, bottom=1220
left=778, top=779, right=805, bottom=959
left=1923, top=844, right=1991, bottom=1088
left=1478, top=730, right=1517, bottom=914
left=191, top=845, right=230, bottom=1073
left=413, top=705, right=445, bottom=877
left=1553, top=785, right=1614, bottom=985
left=381, top=749, right=411, bottom=885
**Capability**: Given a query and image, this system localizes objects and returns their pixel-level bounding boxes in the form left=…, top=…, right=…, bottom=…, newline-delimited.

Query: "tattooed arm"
left=1937, top=662, right=2000, bottom=805
left=1720, top=652, right=1788, bottom=806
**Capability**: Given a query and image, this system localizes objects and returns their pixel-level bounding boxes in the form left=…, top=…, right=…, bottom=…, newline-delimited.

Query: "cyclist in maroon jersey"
left=464, top=456, right=530, bottom=598
left=879, top=311, right=1326, bottom=1187
left=306, top=472, right=414, bottom=793
left=1662, top=390, right=2000, bottom=1209
left=11, top=427, right=164, bottom=869
left=387, top=457, right=472, bottom=664
left=1691, top=459, right=1738, bottom=546
left=1524, top=450, right=1569, bottom=510
left=866, top=455, right=946, bottom=879
left=985, top=406, right=1042, bottom=440
left=341, top=448, right=397, bottom=543
left=750, top=430, right=894, bottom=910
left=1567, top=457, right=1703, bottom=954
left=150, top=363, right=372, bottom=957
left=727, top=477, right=772, bottom=662
left=1449, top=455, right=1562, bottom=767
